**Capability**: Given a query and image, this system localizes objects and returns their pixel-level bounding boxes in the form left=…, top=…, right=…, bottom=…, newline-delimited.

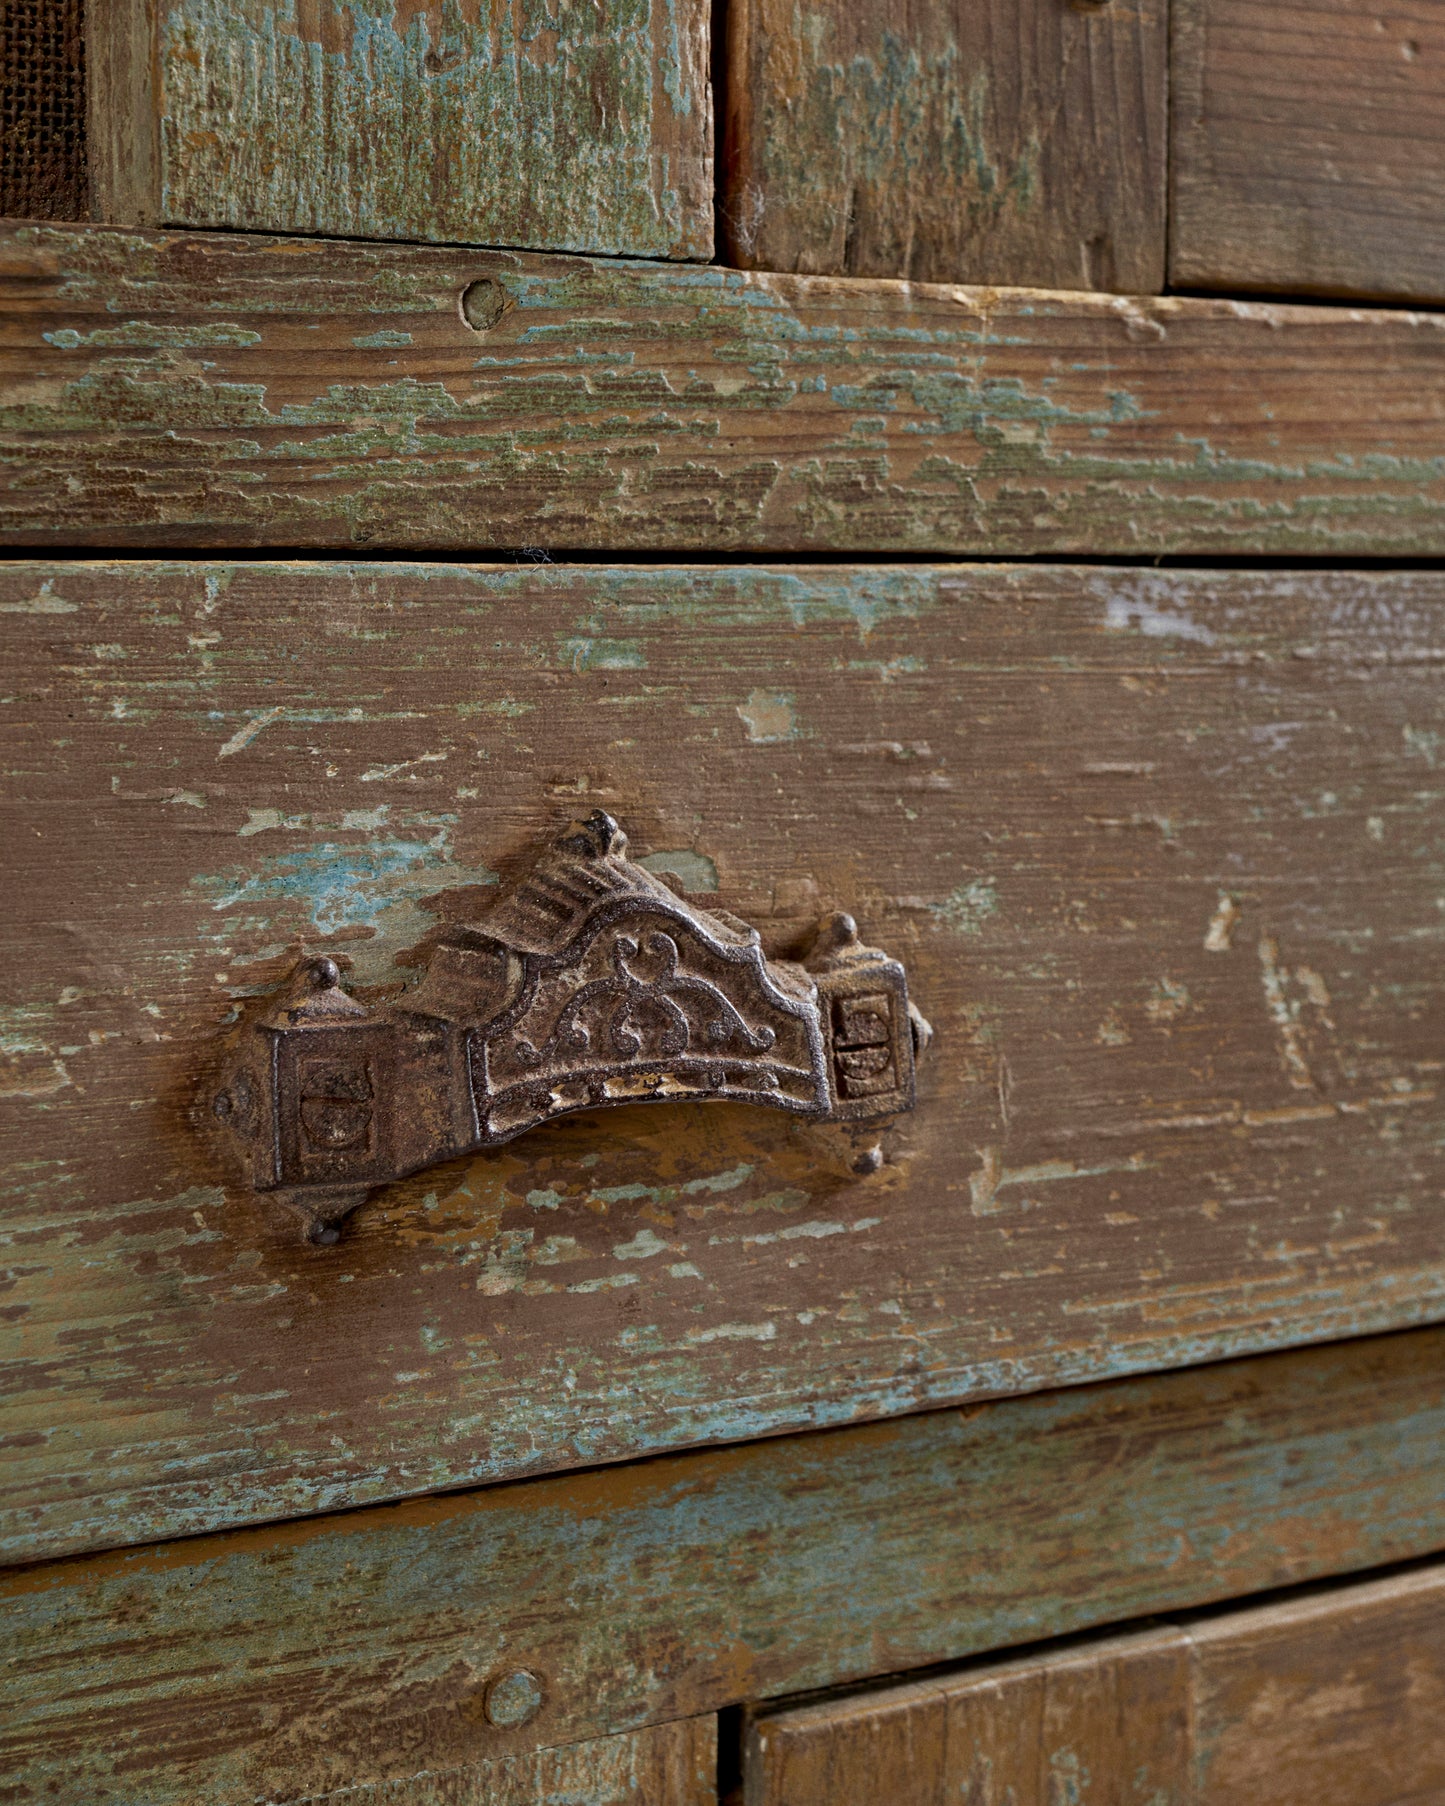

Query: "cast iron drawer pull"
left=212, top=812, right=928, bottom=1242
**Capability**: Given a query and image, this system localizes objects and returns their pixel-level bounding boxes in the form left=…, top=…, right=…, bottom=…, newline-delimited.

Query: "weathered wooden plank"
left=746, top=1631, right=1189, bottom=1805
left=4, top=559, right=1445, bottom=1562
left=295, top=1718, right=717, bottom=1806
left=1190, top=1570, right=1445, bottom=1806
left=723, top=0, right=1165, bottom=292
left=4, top=1327, right=1445, bottom=1804
left=85, top=0, right=711, bottom=261
left=746, top=1563, right=1445, bottom=1805
left=1171, top=0, right=1445, bottom=305
left=6, top=222, right=1445, bottom=555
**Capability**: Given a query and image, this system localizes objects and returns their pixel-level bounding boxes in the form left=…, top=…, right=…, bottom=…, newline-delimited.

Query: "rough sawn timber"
left=4, top=1327, right=1445, bottom=1803
left=3, top=561, right=1445, bottom=1564
left=87, top=0, right=713, bottom=261
left=5, top=222, right=1445, bottom=553
left=1172, top=0, right=1445, bottom=305
left=746, top=1562, right=1445, bottom=1806
left=724, top=0, right=1166, bottom=293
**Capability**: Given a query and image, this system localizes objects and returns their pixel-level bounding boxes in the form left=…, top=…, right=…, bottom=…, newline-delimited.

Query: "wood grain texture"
left=746, top=1631, right=1190, bottom=1805
left=1190, top=1570, right=1445, bottom=1806
left=296, top=1718, right=717, bottom=1806
left=723, top=0, right=1165, bottom=292
left=6, top=221, right=1445, bottom=555
left=86, top=0, right=711, bottom=260
left=746, top=1564, right=1445, bottom=1806
left=4, top=560, right=1445, bottom=1562
left=1171, top=0, right=1445, bottom=303
left=5, top=1327, right=1445, bottom=1804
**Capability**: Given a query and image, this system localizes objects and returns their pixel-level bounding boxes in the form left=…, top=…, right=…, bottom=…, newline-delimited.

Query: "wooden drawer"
left=746, top=1560, right=1445, bottom=1805
left=3, top=558, right=1444, bottom=1565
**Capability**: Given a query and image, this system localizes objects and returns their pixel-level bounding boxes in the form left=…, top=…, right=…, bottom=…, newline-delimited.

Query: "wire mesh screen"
left=1, top=0, right=87, bottom=219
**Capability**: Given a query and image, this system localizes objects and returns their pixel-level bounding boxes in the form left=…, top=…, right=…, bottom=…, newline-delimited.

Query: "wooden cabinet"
left=3, top=3, right=1445, bottom=1801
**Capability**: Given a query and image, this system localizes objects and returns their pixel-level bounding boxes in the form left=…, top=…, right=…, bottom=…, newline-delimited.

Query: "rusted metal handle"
left=212, top=813, right=927, bottom=1242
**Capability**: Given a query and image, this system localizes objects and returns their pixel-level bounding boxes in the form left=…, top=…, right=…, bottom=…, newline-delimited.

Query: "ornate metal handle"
left=212, top=813, right=927, bottom=1242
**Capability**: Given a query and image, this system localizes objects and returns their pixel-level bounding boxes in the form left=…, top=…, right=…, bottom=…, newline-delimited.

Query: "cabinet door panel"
left=746, top=1566, right=1445, bottom=1805
left=3, top=560, right=1445, bottom=1561
left=83, top=0, right=712, bottom=260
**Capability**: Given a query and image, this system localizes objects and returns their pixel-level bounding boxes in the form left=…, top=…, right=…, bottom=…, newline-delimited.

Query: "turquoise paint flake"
left=193, top=828, right=495, bottom=982
left=556, top=636, right=648, bottom=672
left=43, top=321, right=263, bottom=349
left=930, top=880, right=998, bottom=935
left=201, top=834, right=457, bottom=933
left=352, top=329, right=415, bottom=349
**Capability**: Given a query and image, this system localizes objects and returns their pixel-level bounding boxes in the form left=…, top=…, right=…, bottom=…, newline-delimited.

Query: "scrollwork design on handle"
left=211, top=813, right=928, bottom=1243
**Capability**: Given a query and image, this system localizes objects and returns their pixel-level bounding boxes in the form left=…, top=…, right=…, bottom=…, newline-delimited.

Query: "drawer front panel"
left=1172, top=0, right=1445, bottom=305
left=87, top=0, right=713, bottom=261
left=2, top=560, right=1444, bottom=1561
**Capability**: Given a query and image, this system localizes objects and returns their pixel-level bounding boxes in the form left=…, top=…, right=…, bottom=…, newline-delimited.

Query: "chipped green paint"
left=152, top=0, right=710, bottom=258
left=930, top=879, right=998, bottom=935
left=5, top=223, right=1445, bottom=554
left=741, top=42, right=1041, bottom=261
left=193, top=825, right=494, bottom=985
left=637, top=849, right=720, bottom=891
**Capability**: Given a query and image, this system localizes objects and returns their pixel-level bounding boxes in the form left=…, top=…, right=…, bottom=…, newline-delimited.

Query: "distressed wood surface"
left=87, top=0, right=711, bottom=260
left=746, top=1563, right=1445, bottom=1805
left=297, top=1718, right=716, bottom=1806
left=4, top=559, right=1445, bottom=1563
left=6, top=222, right=1445, bottom=555
left=4, top=1327, right=1445, bottom=1803
left=723, top=0, right=1165, bottom=293
left=747, top=1630, right=1190, bottom=1805
left=1171, top=0, right=1445, bottom=304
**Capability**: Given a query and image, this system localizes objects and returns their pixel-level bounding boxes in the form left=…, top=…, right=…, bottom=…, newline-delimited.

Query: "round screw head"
left=483, top=1668, right=544, bottom=1728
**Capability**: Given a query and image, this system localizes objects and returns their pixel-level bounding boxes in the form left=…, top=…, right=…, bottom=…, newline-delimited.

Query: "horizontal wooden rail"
left=4, top=222, right=1445, bottom=554
left=4, top=1327, right=1445, bottom=1803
